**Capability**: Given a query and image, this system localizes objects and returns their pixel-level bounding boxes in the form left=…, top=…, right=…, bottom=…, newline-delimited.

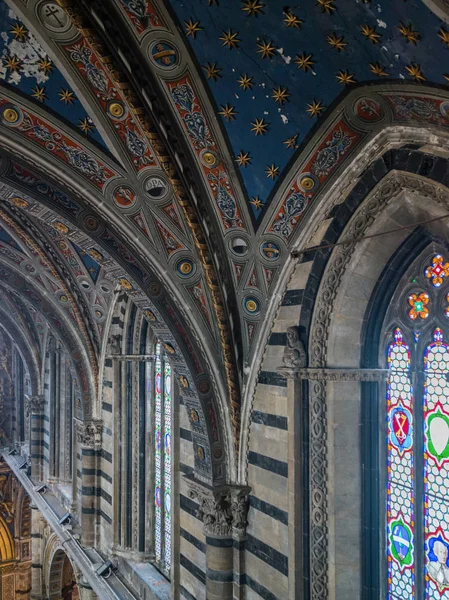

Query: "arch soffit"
left=0, top=515, right=14, bottom=562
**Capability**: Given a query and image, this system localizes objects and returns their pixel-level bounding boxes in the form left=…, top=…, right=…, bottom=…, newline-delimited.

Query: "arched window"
left=385, top=252, right=449, bottom=599
left=153, top=341, right=172, bottom=576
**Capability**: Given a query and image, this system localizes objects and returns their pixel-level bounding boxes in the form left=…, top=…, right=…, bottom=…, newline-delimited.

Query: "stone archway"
left=48, top=548, right=79, bottom=600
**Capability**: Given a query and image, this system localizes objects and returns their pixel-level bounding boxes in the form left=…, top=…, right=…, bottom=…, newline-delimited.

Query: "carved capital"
left=74, top=419, right=102, bottom=449
left=25, top=395, right=45, bottom=417
left=186, top=476, right=250, bottom=538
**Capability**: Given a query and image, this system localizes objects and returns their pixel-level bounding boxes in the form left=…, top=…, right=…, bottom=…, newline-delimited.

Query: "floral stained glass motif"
left=154, top=342, right=162, bottom=564
left=425, top=255, right=449, bottom=288
left=387, top=328, right=415, bottom=599
left=408, top=292, right=430, bottom=320
left=423, top=329, right=449, bottom=598
left=163, top=360, right=172, bottom=571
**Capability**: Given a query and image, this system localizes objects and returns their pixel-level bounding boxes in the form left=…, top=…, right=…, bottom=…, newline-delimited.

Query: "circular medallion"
left=148, top=281, right=162, bottom=296
left=119, top=278, right=132, bottom=290
left=230, top=236, right=249, bottom=256
left=54, top=221, right=69, bottom=234
left=200, top=149, right=220, bottom=168
left=88, top=248, right=103, bottom=262
left=163, top=342, right=175, bottom=355
left=144, top=308, right=156, bottom=322
left=150, top=41, right=179, bottom=69
left=298, top=172, right=319, bottom=193
left=144, top=176, right=169, bottom=200
left=2, top=106, right=19, bottom=124
left=84, top=216, right=99, bottom=232
left=196, top=445, right=206, bottom=462
left=107, top=101, right=125, bottom=119
left=190, top=408, right=200, bottom=423
left=93, top=306, right=104, bottom=321
left=198, top=379, right=210, bottom=394
left=260, top=241, right=281, bottom=261
left=58, top=294, right=69, bottom=304
left=176, top=258, right=195, bottom=278
left=38, top=2, right=70, bottom=32
left=11, top=197, right=28, bottom=208
left=244, top=296, right=260, bottom=315
left=355, top=97, right=384, bottom=122
left=441, top=101, right=449, bottom=120
left=214, top=447, right=223, bottom=460
left=179, top=375, right=190, bottom=390
left=113, top=186, right=136, bottom=208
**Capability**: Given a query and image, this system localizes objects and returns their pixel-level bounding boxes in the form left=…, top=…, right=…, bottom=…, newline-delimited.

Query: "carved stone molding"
left=186, top=475, right=250, bottom=538
left=74, top=420, right=102, bottom=450
left=279, top=367, right=389, bottom=382
left=25, top=395, right=45, bottom=417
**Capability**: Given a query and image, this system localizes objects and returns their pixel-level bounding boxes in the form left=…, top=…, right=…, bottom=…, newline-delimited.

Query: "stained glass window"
left=153, top=341, right=172, bottom=576
left=385, top=253, right=449, bottom=599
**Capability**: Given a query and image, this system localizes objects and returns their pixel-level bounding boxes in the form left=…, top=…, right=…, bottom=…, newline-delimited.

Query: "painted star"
left=266, top=164, right=280, bottom=179
left=59, top=88, right=75, bottom=104
left=208, top=0, right=218, bottom=4
left=360, top=24, right=381, bottom=44
left=257, top=40, right=276, bottom=59
left=250, top=196, right=264, bottom=210
left=398, top=22, right=420, bottom=45
left=241, top=0, right=265, bottom=17
left=284, top=12, right=303, bottom=28
left=327, top=33, right=347, bottom=51
left=184, top=18, right=202, bottom=38
left=438, top=27, right=449, bottom=48
left=38, top=57, right=53, bottom=75
left=405, top=63, right=425, bottom=82
left=316, top=0, right=336, bottom=14
left=10, top=22, right=27, bottom=42
left=31, top=85, right=47, bottom=102
left=251, top=118, right=269, bottom=135
left=203, top=62, right=222, bottom=81
left=370, top=62, right=389, bottom=77
left=336, top=69, right=356, bottom=85
left=238, top=74, right=254, bottom=90
left=220, top=29, right=241, bottom=49
left=306, top=99, right=325, bottom=117
left=236, top=150, right=252, bottom=167
left=3, top=54, right=22, bottom=73
left=284, top=133, right=299, bottom=149
left=218, top=103, right=237, bottom=121
left=295, top=52, right=315, bottom=72
left=272, top=86, right=290, bottom=105
left=78, top=117, right=95, bottom=135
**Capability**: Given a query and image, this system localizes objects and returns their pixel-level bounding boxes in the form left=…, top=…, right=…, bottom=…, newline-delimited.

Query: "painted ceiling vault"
left=169, top=0, right=449, bottom=218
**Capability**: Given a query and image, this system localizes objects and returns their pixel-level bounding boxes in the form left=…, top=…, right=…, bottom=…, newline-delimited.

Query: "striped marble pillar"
left=26, top=395, right=45, bottom=482
left=187, top=477, right=250, bottom=600
left=74, top=420, right=102, bottom=547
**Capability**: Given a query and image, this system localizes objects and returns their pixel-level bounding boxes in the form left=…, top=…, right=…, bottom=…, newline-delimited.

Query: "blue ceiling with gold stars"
left=169, top=0, right=449, bottom=218
left=0, top=0, right=105, bottom=147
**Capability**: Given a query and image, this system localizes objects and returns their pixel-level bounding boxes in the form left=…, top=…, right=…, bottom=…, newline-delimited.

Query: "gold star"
left=78, top=117, right=95, bottom=135
left=438, top=27, right=449, bottom=48
left=266, top=164, right=279, bottom=179
left=58, top=88, right=75, bottom=104
left=284, top=12, right=303, bottom=28
left=238, top=73, right=254, bottom=90
left=31, top=85, right=47, bottom=102
left=218, top=103, right=237, bottom=121
left=272, top=86, right=290, bottom=105
left=370, top=62, right=389, bottom=77
left=327, top=33, right=347, bottom=51
left=295, top=52, right=315, bottom=72
left=398, top=22, right=420, bottom=45
left=405, top=63, right=425, bottom=82
left=184, top=18, right=202, bottom=39
left=316, top=0, right=336, bottom=14
left=219, top=29, right=241, bottom=49
left=283, top=133, right=299, bottom=150
left=257, top=40, right=276, bottom=59
left=38, top=57, right=53, bottom=75
left=250, top=196, right=264, bottom=210
left=208, top=0, right=218, bottom=4
left=3, top=54, right=22, bottom=73
left=360, top=24, right=381, bottom=44
left=242, top=0, right=265, bottom=17
left=251, top=117, right=269, bottom=136
left=203, top=62, right=222, bottom=81
left=336, top=69, right=356, bottom=85
left=306, top=99, right=325, bottom=117
left=10, top=22, right=27, bottom=41
left=236, top=150, right=252, bottom=167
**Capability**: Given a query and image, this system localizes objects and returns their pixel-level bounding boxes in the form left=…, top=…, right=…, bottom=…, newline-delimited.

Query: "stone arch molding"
left=44, top=534, right=81, bottom=600
left=298, top=171, right=449, bottom=599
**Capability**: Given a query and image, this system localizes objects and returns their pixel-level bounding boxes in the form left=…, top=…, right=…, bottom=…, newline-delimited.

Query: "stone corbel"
left=185, top=475, right=250, bottom=538
left=74, top=419, right=102, bottom=450
left=25, top=395, right=45, bottom=417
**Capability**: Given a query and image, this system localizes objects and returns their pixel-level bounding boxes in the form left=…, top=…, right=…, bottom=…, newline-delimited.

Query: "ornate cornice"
left=279, top=367, right=389, bottom=382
